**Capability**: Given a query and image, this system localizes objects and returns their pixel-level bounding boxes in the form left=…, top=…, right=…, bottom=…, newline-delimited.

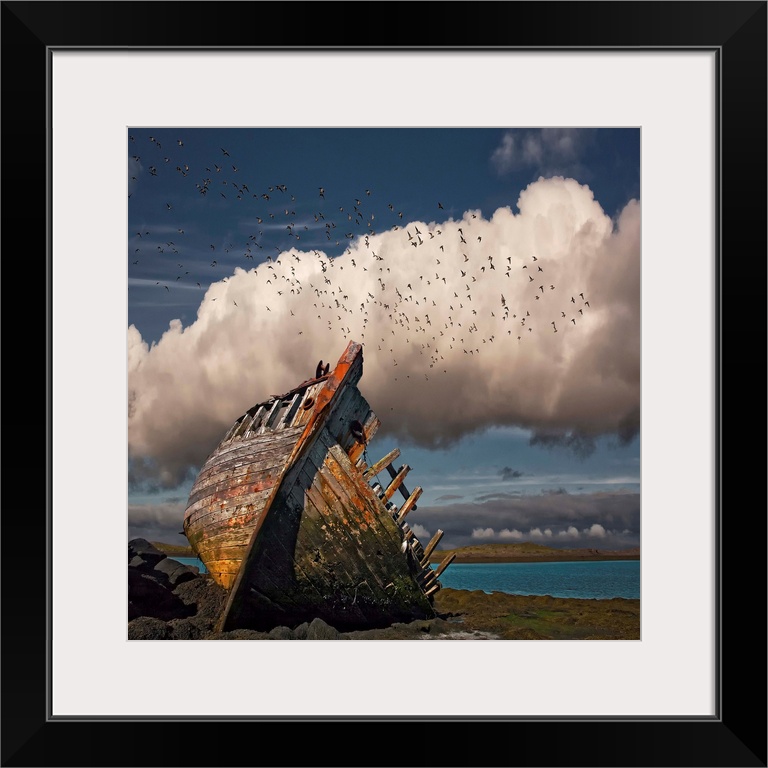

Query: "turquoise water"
left=173, top=557, right=638, bottom=600
left=433, top=560, right=640, bottom=600
left=175, top=556, right=208, bottom=574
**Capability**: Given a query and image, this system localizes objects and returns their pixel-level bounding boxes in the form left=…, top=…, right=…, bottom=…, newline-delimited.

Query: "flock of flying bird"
left=129, top=134, right=593, bottom=382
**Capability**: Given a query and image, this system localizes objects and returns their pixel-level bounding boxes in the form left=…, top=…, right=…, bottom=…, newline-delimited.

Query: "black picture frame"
left=5, top=2, right=765, bottom=766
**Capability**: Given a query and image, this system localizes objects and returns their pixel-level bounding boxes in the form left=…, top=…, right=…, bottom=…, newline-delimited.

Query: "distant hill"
left=151, top=541, right=195, bottom=557
left=429, top=541, right=640, bottom=564
left=151, top=538, right=639, bottom=564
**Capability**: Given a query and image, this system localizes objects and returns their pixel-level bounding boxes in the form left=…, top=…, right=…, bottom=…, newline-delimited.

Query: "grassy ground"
left=431, top=588, right=640, bottom=639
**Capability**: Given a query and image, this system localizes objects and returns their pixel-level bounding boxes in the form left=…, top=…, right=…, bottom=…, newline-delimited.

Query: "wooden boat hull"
left=183, top=341, right=450, bottom=632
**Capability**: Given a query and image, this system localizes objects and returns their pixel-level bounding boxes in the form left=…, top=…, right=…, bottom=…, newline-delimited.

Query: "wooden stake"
left=419, top=530, right=444, bottom=566
left=434, top=553, right=456, bottom=579
left=363, top=448, right=401, bottom=480
left=386, top=463, right=417, bottom=507
left=383, top=464, right=410, bottom=501
left=396, top=486, right=422, bottom=521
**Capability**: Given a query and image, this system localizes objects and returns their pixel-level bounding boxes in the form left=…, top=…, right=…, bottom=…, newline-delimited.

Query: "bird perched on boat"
left=350, top=420, right=366, bottom=443
left=315, top=360, right=324, bottom=378
left=323, top=362, right=330, bottom=376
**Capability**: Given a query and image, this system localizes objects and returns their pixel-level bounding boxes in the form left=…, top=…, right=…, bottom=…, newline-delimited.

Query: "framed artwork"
left=12, top=1, right=765, bottom=765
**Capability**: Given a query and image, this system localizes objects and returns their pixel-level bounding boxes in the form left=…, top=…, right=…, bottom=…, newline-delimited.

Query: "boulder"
left=305, top=617, right=344, bottom=640
left=153, top=557, right=198, bottom=586
left=292, top=622, right=310, bottom=640
left=128, top=539, right=166, bottom=566
left=267, top=625, right=295, bottom=640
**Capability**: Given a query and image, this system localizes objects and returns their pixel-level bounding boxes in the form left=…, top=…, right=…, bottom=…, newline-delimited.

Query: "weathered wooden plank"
left=291, top=437, right=385, bottom=594
left=185, top=467, right=280, bottom=512
left=395, top=486, right=423, bottom=521
left=305, top=466, right=390, bottom=595
left=321, top=435, right=405, bottom=551
left=184, top=485, right=275, bottom=526
left=199, top=542, right=249, bottom=564
left=186, top=505, right=263, bottom=540
left=191, top=427, right=302, bottom=485
left=308, top=436, right=409, bottom=594
left=191, top=457, right=279, bottom=493
left=434, top=553, right=456, bottom=579
left=200, top=557, right=241, bottom=575
left=192, top=521, right=257, bottom=552
left=382, top=464, right=410, bottom=501
left=419, top=530, right=444, bottom=566
left=386, top=462, right=417, bottom=507
left=362, top=448, right=401, bottom=481
left=424, top=582, right=441, bottom=597
left=193, top=441, right=297, bottom=485
left=187, top=456, right=282, bottom=498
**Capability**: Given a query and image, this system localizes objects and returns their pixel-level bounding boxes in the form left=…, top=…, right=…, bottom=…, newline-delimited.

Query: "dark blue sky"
left=129, top=127, right=639, bottom=345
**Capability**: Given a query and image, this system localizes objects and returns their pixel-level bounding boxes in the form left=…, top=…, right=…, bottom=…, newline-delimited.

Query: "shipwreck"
left=182, top=340, right=455, bottom=633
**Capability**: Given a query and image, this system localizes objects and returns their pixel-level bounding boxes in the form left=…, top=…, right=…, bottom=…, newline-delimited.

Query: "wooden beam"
left=383, top=464, right=410, bottom=501
left=424, top=582, right=441, bottom=597
left=363, top=448, right=401, bottom=480
left=434, top=553, right=456, bottom=579
left=419, top=530, right=444, bottom=567
left=396, top=486, right=422, bottom=521
left=386, top=463, right=417, bottom=507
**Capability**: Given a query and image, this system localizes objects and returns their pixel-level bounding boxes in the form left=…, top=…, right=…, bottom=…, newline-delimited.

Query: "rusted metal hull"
left=183, top=341, right=448, bottom=632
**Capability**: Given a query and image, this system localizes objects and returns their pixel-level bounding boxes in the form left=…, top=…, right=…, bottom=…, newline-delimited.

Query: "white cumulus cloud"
left=128, top=177, right=640, bottom=487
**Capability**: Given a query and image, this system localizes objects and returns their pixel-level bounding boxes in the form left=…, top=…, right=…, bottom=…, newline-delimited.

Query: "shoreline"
left=131, top=540, right=640, bottom=639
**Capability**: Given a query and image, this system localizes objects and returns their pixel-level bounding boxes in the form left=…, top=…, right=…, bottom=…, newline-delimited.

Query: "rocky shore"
left=129, top=538, right=640, bottom=640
